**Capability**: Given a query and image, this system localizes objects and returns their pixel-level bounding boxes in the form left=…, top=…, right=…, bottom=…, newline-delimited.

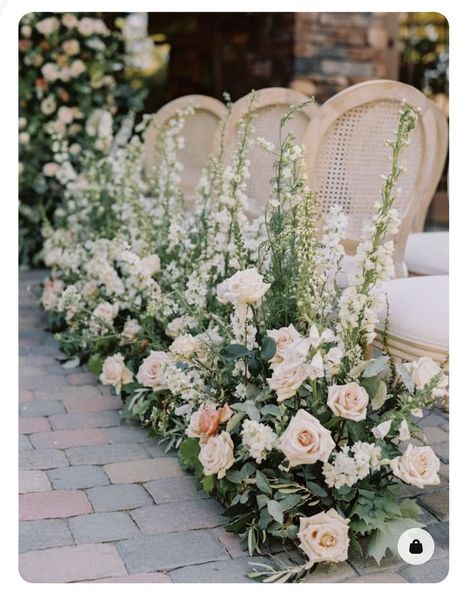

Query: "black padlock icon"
left=409, top=539, right=423, bottom=554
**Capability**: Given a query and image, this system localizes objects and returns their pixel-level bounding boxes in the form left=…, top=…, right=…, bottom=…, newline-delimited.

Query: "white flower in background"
left=91, top=301, right=119, bottom=330
left=372, top=419, right=392, bottom=439
left=62, top=13, right=78, bottom=29
left=21, top=25, right=32, bottom=38
left=141, top=254, right=161, bottom=276
left=241, top=419, right=277, bottom=463
left=279, top=409, right=335, bottom=467
left=169, top=334, right=200, bottom=359
left=398, top=419, right=411, bottom=441
left=63, top=39, right=80, bottom=56
left=217, top=268, right=270, bottom=310
left=324, top=346, right=343, bottom=376
left=70, top=59, right=86, bottom=77
left=405, top=357, right=448, bottom=397
left=122, top=319, right=141, bottom=340
left=165, top=316, right=196, bottom=339
left=323, top=442, right=382, bottom=488
left=308, top=351, right=325, bottom=380
left=390, top=444, right=440, bottom=489
left=82, top=280, right=99, bottom=301
left=19, top=117, right=27, bottom=129
left=58, top=106, right=76, bottom=125
left=41, top=278, right=64, bottom=311
left=100, top=354, right=133, bottom=393
left=186, top=404, right=232, bottom=442
left=136, top=350, right=170, bottom=391
left=198, top=431, right=235, bottom=478
left=40, top=96, right=57, bottom=115
left=36, top=16, right=60, bottom=36
left=19, top=132, right=30, bottom=144
left=42, top=162, right=59, bottom=177
left=327, top=382, right=369, bottom=422
left=267, top=324, right=301, bottom=369
left=267, top=352, right=310, bottom=402
left=298, top=509, right=350, bottom=563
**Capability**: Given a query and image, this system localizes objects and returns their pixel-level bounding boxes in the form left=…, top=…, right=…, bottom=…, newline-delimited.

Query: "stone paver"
left=68, top=511, right=140, bottom=543
left=104, top=458, right=184, bottom=484
left=19, top=470, right=52, bottom=493
left=19, top=543, right=127, bottom=582
left=30, top=428, right=109, bottom=449
left=20, top=490, right=92, bottom=520
left=117, top=530, right=229, bottom=573
left=87, top=484, right=153, bottom=512
left=18, top=271, right=449, bottom=583
left=66, top=442, right=148, bottom=465
left=19, top=519, right=74, bottom=552
left=131, top=499, right=223, bottom=535
left=48, top=465, right=110, bottom=490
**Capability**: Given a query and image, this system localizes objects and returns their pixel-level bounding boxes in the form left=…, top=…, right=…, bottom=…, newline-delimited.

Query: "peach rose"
left=298, top=509, right=350, bottom=563
left=390, top=444, right=441, bottom=489
left=186, top=404, right=233, bottom=441
left=327, top=382, right=369, bottom=422
left=279, top=409, right=335, bottom=467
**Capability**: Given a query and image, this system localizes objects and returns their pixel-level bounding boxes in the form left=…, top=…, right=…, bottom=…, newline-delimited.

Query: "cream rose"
left=122, top=319, right=141, bottom=339
left=216, top=268, right=270, bottom=307
left=63, top=39, right=80, bottom=56
left=405, top=357, right=448, bottom=397
left=36, top=17, right=60, bottom=36
left=169, top=334, right=200, bottom=359
left=100, top=354, right=133, bottom=393
left=92, top=301, right=119, bottom=326
left=390, top=444, right=441, bottom=489
left=298, top=509, right=350, bottom=563
left=279, top=409, right=335, bottom=467
left=141, top=254, right=161, bottom=276
left=165, top=316, right=197, bottom=339
left=327, top=382, right=369, bottom=422
left=267, top=353, right=310, bottom=402
left=198, top=431, right=235, bottom=478
left=267, top=324, right=301, bottom=368
left=136, top=350, right=170, bottom=391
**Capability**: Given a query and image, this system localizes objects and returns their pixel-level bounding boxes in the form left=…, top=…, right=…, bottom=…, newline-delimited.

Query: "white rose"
left=21, top=25, right=32, bottom=38
left=216, top=268, right=270, bottom=307
left=122, top=319, right=141, bottom=339
left=390, top=444, right=441, bottom=489
left=298, top=509, right=350, bottom=563
left=62, top=14, right=78, bottom=29
left=42, top=62, right=60, bottom=82
left=169, top=334, right=200, bottom=359
left=165, top=316, right=196, bottom=339
left=372, top=419, right=392, bottom=439
left=92, top=302, right=119, bottom=326
left=58, top=106, right=75, bottom=124
left=36, top=17, right=60, bottom=36
left=279, top=409, right=335, bottom=467
left=70, top=59, right=86, bottom=77
left=62, top=39, right=80, bottom=56
left=327, top=382, right=369, bottom=422
left=267, top=354, right=310, bottom=402
left=267, top=324, right=301, bottom=368
left=141, top=254, right=161, bottom=276
left=405, top=357, right=448, bottom=397
left=100, top=354, right=133, bottom=393
left=19, top=132, right=30, bottom=145
left=136, top=350, right=170, bottom=391
left=40, top=96, right=57, bottom=115
left=77, top=17, right=96, bottom=36
left=198, top=431, right=235, bottom=478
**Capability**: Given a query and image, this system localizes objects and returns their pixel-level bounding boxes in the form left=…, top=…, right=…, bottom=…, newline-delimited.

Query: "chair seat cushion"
left=376, top=275, right=448, bottom=351
left=405, top=231, right=449, bottom=276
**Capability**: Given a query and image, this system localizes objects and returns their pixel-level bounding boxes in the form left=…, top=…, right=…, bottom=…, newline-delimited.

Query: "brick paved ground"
left=19, top=271, right=449, bottom=583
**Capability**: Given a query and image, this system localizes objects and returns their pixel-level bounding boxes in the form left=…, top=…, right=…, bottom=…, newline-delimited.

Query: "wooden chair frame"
left=303, top=80, right=438, bottom=278
left=143, top=94, right=227, bottom=187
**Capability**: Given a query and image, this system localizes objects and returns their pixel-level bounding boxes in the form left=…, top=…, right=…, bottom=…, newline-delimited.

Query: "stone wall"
left=290, top=13, right=399, bottom=102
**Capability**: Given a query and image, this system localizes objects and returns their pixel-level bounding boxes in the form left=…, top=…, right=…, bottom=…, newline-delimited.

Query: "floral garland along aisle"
left=40, top=93, right=448, bottom=582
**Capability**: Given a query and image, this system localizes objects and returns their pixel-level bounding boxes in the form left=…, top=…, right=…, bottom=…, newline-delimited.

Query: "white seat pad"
left=405, top=231, right=449, bottom=276
left=376, top=275, right=448, bottom=350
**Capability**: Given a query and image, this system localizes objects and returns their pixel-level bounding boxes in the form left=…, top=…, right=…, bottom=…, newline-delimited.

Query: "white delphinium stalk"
left=337, top=104, right=418, bottom=361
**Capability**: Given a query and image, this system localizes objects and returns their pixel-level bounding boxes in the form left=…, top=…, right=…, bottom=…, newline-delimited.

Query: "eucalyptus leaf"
left=260, top=336, right=277, bottom=362
left=220, top=343, right=253, bottom=360
left=255, top=470, right=272, bottom=495
left=371, top=380, right=388, bottom=410
left=363, top=356, right=390, bottom=378
left=395, top=363, right=415, bottom=393
left=267, top=499, right=284, bottom=524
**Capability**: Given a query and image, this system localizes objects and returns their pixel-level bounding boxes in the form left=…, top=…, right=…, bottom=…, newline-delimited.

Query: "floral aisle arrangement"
left=39, top=95, right=448, bottom=582
left=19, top=12, right=148, bottom=265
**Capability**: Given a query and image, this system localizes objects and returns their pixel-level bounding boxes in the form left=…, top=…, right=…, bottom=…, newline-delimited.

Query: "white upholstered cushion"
left=405, top=231, right=449, bottom=276
left=376, top=275, right=448, bottom=351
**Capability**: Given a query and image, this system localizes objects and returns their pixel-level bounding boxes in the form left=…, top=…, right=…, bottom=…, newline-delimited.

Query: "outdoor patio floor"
left=18, top=270, right=449, bottom=583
